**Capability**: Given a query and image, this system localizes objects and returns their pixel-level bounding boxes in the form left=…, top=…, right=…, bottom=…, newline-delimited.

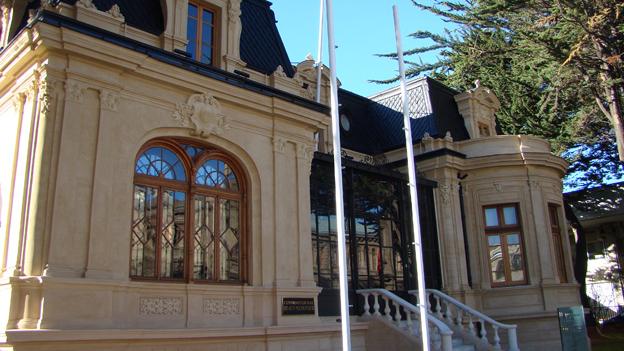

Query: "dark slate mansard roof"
left=59, top=0, right=165, bottom=35
left=18, top=0, right=295, bottom=77
left=239, top=0, right=295, bottom=77
left=339, top=77, right=470, bottom=155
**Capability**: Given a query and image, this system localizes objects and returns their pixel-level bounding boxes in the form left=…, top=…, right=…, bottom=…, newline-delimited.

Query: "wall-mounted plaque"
left=282, top=297, right=315, bottom=315
left=557, top=306, right=589, bottom=351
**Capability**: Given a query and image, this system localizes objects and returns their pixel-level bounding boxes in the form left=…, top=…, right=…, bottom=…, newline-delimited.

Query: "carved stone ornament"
left=173, top=93, right=230, bottom=139
left=66, top=81, right=85, bottom=103
left=1, top=1, right=11, bottom=20
left=439, top=184, right=451, bottom=204
left=77, top=0, right=96, bottom=9
left=493, top=182, right=503, bottom=192
left=12, top=92, right=26, bottom=111
left=228, top=0, right=241, bottom=24
left=361, top=154, right=375, bottom=166
left=297, top=143, right=313, bottom=161
left=273, top=137, right=286, bottom=153
left=100, top=90, right=119, bottom=111
left=107, top=4, right=124, bottom=21
left=139, top=297, right=183, bottom=315
left=38, top=78, right=57, bottom=115
left=444, top=131, right=454, bottom=142
left=273, top=65, right=287, bottom=78
left=41, top=0, right=57, bottom=10
left=203, top=298, right=241, bottom=315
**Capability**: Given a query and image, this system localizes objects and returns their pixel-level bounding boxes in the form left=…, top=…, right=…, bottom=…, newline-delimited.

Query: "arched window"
left=130, top=139, right=245, bottom=282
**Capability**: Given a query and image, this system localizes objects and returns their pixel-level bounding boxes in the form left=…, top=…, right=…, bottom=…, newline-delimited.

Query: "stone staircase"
left=356, top=289, right=520, bottom=351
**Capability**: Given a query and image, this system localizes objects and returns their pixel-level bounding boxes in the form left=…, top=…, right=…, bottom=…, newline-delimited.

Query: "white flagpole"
left=393, top=5, right=431, bottom=351
left=315, top=0, right=325, bottom=103
left=326, top=0, right=352, bottom=350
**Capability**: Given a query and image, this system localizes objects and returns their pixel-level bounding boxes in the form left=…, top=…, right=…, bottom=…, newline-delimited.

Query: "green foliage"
left=380, top=0, right=624, bottom=177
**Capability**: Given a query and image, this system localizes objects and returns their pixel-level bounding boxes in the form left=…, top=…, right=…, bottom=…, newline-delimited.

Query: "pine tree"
left=379, top=0, right=624, bottom=173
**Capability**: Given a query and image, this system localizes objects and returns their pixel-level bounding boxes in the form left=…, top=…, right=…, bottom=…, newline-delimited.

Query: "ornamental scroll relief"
left=139, top=297, right=183, bottom=315
left=173, top=93, right=230, bottom=139
left=202, top=297, right=241, bottom=315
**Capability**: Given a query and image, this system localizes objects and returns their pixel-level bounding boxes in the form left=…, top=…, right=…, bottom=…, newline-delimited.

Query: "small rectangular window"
left=187, top=2, right=219, bottom=66
left=483, top=204, right=527, bottom=287
left=548, top=204, right=567, bottom=283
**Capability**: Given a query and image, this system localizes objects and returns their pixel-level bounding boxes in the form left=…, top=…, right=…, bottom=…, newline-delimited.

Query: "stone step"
left=453, top=344, right=476, bottom=351
left=452, top=337, right=475, bottom=351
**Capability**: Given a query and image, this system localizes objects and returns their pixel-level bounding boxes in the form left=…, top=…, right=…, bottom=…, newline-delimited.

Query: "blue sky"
left=270, top=1, right=448, bottom=97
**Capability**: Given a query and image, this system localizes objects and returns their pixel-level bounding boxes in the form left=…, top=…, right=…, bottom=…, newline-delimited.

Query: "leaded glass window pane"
left=135, top=147, right=186, bottom=181
left=193, top=195, right=215, bottom=280
left=131, top=185, right=158, bottom=277
left=196, top=159, right=239, bottom=191
left=160, top=190, right=186, bottom=279
left=219, top=199, right=240, bottom=280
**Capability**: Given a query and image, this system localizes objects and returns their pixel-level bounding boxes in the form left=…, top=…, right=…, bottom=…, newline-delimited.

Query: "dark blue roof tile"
left=339, top=77, right=470, bottom=154
left=60, top=0, right=164, bottom=35
left=240, top=0, right=294, bottom=77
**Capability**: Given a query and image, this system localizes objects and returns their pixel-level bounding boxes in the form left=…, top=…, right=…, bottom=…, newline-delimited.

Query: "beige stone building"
left=0, top=1, right=579, bottom=350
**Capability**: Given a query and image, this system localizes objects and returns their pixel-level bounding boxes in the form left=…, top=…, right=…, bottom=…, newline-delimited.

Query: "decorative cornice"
left=173, top=92, right=230, bottom=139
left=32, top=11, right=330, bottom=114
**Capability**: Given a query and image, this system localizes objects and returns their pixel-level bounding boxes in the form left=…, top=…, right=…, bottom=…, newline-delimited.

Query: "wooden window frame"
left=548, top=204, right=568, bottom=283
left=483, top=204, right=528, bottom=287
left=130, top=139, right=246, bottom=284
left=187, top=1, right=221, bottom=66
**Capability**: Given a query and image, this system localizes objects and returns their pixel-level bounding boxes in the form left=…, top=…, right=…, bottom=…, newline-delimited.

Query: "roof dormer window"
left=187, top=1, right=220, bottom=66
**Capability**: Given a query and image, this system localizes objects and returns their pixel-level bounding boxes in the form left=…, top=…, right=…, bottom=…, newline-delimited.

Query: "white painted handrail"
left=356, top=289, right=454, bottom=351
left=409, top=289, right=520, bottom=351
